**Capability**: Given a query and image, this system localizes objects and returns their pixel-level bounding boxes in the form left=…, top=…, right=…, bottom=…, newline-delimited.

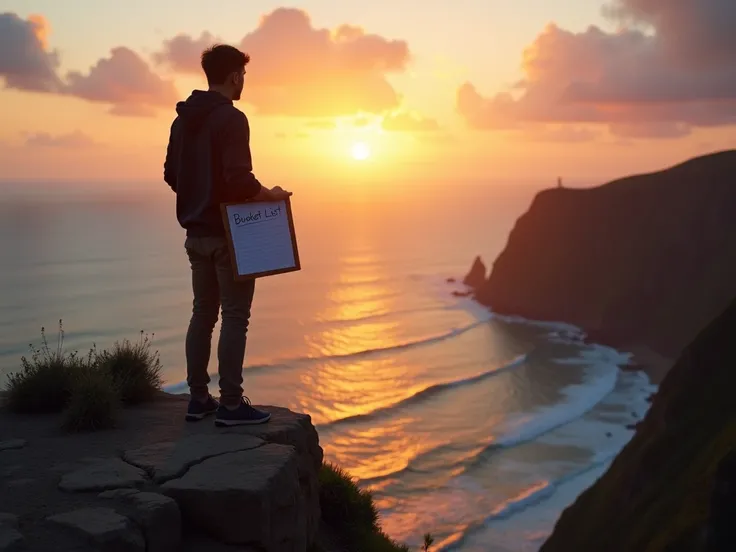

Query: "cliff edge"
left=475, top=150, right=736, bottom=357
left=540, top=294, right=736, bottom=552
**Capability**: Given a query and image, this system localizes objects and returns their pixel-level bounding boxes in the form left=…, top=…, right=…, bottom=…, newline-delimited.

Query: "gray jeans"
left=184, top=236, right=255, bottom=407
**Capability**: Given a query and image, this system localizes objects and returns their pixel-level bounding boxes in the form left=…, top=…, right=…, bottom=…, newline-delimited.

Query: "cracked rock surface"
left=0, top=394, right=323, bottom=552
left=123, top=433, right=264, bottom=483
left=59, top=458, right=148, bottom=492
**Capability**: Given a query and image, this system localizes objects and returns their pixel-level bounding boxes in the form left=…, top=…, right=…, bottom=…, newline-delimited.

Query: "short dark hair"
left=200, top=44, right=250, bottom=85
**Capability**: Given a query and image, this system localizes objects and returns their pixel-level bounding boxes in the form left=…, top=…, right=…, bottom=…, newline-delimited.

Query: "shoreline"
left=465, top=295, right=674, bottom=387
left=619, top=345, right=673, bottom=386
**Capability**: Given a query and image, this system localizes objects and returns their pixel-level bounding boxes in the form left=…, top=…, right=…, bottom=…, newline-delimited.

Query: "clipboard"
left=220, top=197, right=301, bottom=280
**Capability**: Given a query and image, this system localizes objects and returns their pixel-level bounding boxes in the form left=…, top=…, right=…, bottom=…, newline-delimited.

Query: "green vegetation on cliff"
left=2, top=321, right=162, bottom=431
left=540, top=296, right=736, bottom=552
left=475, top=150, right=736, bottom=357
left=318, top=463, right=410, bottom=552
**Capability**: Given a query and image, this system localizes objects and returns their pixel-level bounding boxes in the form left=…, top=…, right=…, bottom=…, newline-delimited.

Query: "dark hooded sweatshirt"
left=163, top=90, right=262, bottom=237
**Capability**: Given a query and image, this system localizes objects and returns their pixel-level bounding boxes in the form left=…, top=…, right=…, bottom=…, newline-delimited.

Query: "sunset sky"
left=1, top=0, right=734, bottom=186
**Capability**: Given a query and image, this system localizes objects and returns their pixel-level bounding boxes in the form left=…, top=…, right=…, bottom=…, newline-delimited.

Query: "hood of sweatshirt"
left=175, top=90, right=232, bottom=130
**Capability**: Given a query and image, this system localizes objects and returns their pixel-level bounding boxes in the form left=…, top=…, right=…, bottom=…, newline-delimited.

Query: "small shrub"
left=319, top=462, right=409, bottom=552
left=3, top=321, right=88, bottom=413
left=320, top=462, right=379, bottom=529
left=63, top=364, right=120, bottom=432
left=97, top=331, right=162, bottom=404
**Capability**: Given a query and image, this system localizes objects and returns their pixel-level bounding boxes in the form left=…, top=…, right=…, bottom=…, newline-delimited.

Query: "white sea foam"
left=493, top=362, right=620, bottom=448
left=445, top=351, right=659, bottom=551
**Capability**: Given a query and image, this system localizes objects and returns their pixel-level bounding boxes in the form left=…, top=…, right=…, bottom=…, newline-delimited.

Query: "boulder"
left=161, top=443, right=306, bottom=551
left=59, top=458, right=147, bottom=493
left=47, top=507, right=144, bottom=552
left=99, top=489, right=181, bottom=552
left=217, top=406, right=323, bottom=544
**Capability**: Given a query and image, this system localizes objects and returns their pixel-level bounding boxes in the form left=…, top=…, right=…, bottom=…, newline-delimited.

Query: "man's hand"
left=251, top=185, right=293, bottom=202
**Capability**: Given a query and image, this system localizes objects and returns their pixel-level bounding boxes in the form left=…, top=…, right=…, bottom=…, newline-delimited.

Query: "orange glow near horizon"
left=0, top=3, right=734, bottom=184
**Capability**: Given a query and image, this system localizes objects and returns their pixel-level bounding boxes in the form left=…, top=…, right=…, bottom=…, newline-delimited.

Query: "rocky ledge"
left=0, top=394, right=323, bottom=552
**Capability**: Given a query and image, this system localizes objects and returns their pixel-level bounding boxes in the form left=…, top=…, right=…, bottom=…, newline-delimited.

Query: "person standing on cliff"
left=163, top=44, right=291, bottom=426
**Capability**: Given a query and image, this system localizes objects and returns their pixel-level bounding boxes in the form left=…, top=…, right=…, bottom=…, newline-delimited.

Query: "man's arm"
left=220, top=110, right=263, bottom=201
left=163, top=118, right=180, bottom=192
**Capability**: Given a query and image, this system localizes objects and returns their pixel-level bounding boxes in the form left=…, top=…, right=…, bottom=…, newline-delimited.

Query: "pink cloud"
left=0, top=12, right=61, bottom=92
left=153, top=32, right=220, bottom=73
left=457, top=0, right=736, bottom=138
left=1, top=13, right=177, bottom=116
left=154, top=8, right=410, bottom=117
left=65, top=47, right=178, bottom=115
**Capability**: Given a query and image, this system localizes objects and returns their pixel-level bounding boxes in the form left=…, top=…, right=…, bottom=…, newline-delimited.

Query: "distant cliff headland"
left=464, top=150, right=736, bottom=551
left=467, top=149, right=736, bottom=359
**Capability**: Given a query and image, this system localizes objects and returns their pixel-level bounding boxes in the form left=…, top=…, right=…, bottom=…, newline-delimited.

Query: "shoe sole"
left=214, top=413, right=272, bottom=427
left=185, top=410, right=217, bottom=422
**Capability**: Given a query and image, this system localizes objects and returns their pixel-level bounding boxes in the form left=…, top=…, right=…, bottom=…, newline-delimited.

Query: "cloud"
left=153, top=32, right=219, bottom=73
left=457, top=0, right=736, bottom=138
left=1, top=12, right=177, bottom=116
left=0, top=12, right=62, bottom=92
left=154, top=8, right=410, bottom=116
left=382, top=111, right=440, bottom=132
left=604, top=0, right=736, bottom=66
left=23, top=130, right=101, bottom=148
left=64, top=47, right=178, bottom=115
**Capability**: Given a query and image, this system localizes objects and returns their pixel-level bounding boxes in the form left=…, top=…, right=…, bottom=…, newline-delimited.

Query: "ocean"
left=0, top=180, right=656, bottom=550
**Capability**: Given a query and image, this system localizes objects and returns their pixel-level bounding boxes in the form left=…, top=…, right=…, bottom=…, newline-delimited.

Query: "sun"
left=351, top=141, right=371, bottom=161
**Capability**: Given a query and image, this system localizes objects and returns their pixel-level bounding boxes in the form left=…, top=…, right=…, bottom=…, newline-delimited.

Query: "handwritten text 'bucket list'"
left=232, top=204, right=283, bottom=227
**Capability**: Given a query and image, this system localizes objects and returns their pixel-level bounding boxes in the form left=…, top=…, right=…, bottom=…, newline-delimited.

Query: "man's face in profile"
left=232, top=70, right=245, bottom=101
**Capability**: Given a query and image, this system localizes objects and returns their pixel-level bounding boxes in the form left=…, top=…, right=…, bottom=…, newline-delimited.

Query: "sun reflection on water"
left=322, top=417, right=426, bottom=481
left=295, top=357, right=420, bottom=424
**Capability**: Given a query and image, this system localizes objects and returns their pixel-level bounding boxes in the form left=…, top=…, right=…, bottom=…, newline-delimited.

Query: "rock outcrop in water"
left=540, top=295, right=736, bottom=552
left=463, top=256, right=487, bottom=289
left=474, top=150, right=736, bottom=357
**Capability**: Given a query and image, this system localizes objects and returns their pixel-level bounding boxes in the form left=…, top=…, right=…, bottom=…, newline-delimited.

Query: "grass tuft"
left=3, top=322, right=163, bottom=433
left=4, top=321, right=88, bottom=413
left=319, top=462, right=410, bottom=552
left=63, top=363, right=120, bottom=432
left=96, top=331, right=162, bottom=405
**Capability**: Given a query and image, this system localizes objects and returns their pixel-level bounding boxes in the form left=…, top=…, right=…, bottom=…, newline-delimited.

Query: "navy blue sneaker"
left=185, top=395, right=219, bottom=422
left=215, top=397, right=271, bottom=427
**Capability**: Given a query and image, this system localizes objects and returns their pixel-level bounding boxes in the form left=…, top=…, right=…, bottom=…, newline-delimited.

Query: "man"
left=163, top=44, right=291, bottom=426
